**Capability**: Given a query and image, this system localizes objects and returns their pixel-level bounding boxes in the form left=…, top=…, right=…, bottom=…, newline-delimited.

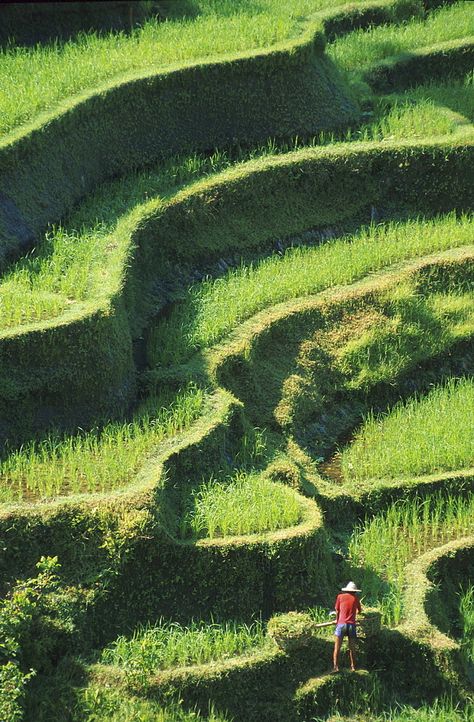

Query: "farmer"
left=333, top=581, right=362, bottom=672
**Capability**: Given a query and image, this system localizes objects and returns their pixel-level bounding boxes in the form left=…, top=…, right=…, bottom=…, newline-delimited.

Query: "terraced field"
left=0, top=1, right=473, bottom=721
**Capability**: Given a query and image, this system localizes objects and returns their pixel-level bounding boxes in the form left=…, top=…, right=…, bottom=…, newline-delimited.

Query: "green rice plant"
left=148, top=213, right=474, bottom=366
left=0, top=384, right=205, bottom=503
left=181, top=471, right=303, bottom=538
left=328, top=2, right=474, bottom=74
left=342, top=378, right=474, bottom=482
left=358, top=98, right=460, bottom=140
left=100, top=617, right=266, bottom=673
left=347, top=493, right=474, bottom=625
left=459, top=584, right=474, bottom=664
left=355, top=73, right=474, bottom=141
left=319, top=699, right=474, bottom=722
left=336, top=288, right=474, bottom=390
left=79, top=686, right=230, bottom=722
left=0, top=0, right=343, bottom=137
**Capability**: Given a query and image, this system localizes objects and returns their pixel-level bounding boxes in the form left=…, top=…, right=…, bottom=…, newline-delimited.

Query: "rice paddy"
left=2, top=1, right=474, bottom=719
left=320, top=700, right=474, bottom=722
left=342, top=378, right=474, bottom=482
left=79, top=690, right=229, bottom=722
left=181, top=471, right=303, bottom=539
left=100, top=618, right=266, bottom=673
left=0, top=384, right=205, bottom=502
left=328, top=1, right=474, bottom=74
left=354, top=73, right=474, bottom=141
left=3, top=65, right=473, bottom=335
left=0, top=0, right=344, bottom=138
left=347, top=493, right=474, bottom=625
left=147, top=213, right=474, bottom=365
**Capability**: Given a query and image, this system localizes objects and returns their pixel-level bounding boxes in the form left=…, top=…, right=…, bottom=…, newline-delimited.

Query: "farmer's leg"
left=348, top=636, right=357, bottom=671
left=333, top=633, right=342, bottom=671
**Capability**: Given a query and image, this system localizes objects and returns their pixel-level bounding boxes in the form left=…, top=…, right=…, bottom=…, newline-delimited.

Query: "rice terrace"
left=0, top=0, right=473, bottom=719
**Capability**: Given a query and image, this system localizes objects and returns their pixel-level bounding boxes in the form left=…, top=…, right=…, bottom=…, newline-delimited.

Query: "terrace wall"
left=1, top=137, right=472, bottom=444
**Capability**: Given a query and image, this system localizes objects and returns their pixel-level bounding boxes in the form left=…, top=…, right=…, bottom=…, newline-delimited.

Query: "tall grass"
left=181, top=471, right=302, bottom=538
left=147, top=213, right=474, bottom=366
left=0, top=384, right=205, bottom=502
left=355, top=73, right=474, bottom=142
left=342, top=378, right=474, bottom=482
left=348, top=494, right=474, bottom=625
left=328, top=2, right=474, bottom=73
left=0, top=0, right=341, bottom=137
left=329, top=73, right=474, bottom=142
left=320, top=700, right=474, bottom=722
left=337, top=287, right=474, bottom=390
left=100, top=617, right=266, bottom=672
left=80, top=687, right=230, bottom=722
left=459, top=584, right=474, bottom=664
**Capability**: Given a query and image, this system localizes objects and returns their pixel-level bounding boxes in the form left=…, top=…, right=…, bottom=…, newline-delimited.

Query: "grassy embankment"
left=77, top=691, right=229, bottom=722
left=1, top=0, right=471, bottom=139
left=2, top=112, right=472, bottom=333
left=0, top=0, right=345, bottom=138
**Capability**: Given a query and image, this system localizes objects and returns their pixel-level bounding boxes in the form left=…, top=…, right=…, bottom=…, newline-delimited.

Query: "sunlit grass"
left=181, top=471, right=303, bottom=538
left=0, top=139, right=312, bottom=331
left=0, top=384, right=205, bottom=503
left=328, top=2, right=474, bottom=73
left=0, top=0, right=342, bottom=137
left=348, top=493, right=474, bottom=625
left=342, top=378, right=474, bottom=482
left=459, top=583, right=474, bottom=664
left=322, top=700, right=474, bottom=722
left=100, top=617, right=266, bottom=673
left=147, top=213, right=474, bottom=366
left=344, top=290, right=474, bottom=390
left=80, top=687, right=230, bottom=722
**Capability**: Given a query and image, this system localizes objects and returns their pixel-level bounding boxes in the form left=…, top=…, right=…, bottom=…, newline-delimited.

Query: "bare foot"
left=351, top=667, right=356, bottom=672
left=331, top=667, right=339, bottom=673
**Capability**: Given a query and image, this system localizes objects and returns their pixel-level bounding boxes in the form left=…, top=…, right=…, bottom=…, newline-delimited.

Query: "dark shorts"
left=335, top=623, right=357, bottom=638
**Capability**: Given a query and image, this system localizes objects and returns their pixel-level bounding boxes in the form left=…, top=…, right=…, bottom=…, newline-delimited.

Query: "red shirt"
left=335, top=592, right=361, bottom=624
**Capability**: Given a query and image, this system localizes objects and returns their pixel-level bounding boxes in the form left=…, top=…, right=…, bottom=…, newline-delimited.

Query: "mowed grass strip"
left=328, top=1, right=474, bottom=74
left=348, top=493, right=474, bottom=625
left=181, top=471, right=303, bottom=539
left=0, top=0, right=340, bottom=137
left=0, top=385, right=205, bottom=503
left=342, top=378, right=474, bottom=482
left=148, top=213, right=474, bottom=365
left=100, top=617, right=266, bottom=673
